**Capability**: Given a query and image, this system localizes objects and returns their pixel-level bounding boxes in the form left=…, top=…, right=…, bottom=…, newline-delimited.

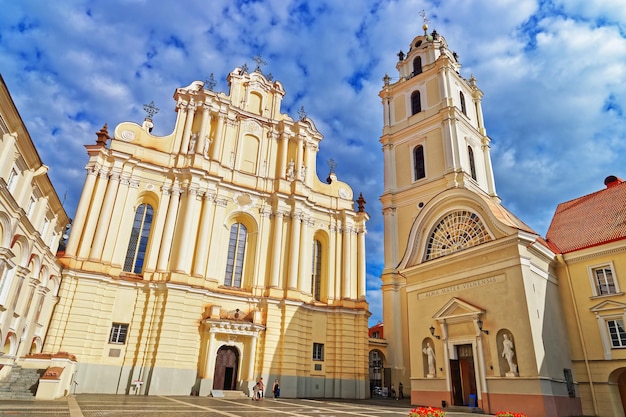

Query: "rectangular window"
left=109, top=323, right=129, bottom=344
left=607, top=319, right=626, bottom=348
left=594, top=266, right=617, bottom=295
left=313, top=342, right=324, bottom=361
left=7, top=167, right=18, bottom=192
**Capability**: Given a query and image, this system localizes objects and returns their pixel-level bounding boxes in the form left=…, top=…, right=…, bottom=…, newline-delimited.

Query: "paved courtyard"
left=0, top=395, right=490, bottom=417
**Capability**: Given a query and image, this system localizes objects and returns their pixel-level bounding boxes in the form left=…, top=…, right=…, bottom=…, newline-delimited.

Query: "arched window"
left=460, top=91, right=467, bottom=115
left=413, top=56, right=422, bottom=76
left=411, top=91, right=421, bottom=115
left=311, top=240, right=322, bottom=301
left=413, top=145, right=425, bottom=180
left=468, top=146, right=477, bottom=180
left=123, top=203, right=154, bottom=274
left=225, top=223, right=247, bottom=287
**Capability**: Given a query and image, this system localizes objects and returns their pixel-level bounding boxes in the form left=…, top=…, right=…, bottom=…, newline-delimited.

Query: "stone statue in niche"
left=423, top=342, right=436, bottom=377
left=188, top=133, right=198, bottom=154
left=502, top=333, right=518, bottom=375
left=300, top=165, right=306, bottom=179
left=203, top=135, right=211, bottom=158
left=286, top=159, right=295, bottom=181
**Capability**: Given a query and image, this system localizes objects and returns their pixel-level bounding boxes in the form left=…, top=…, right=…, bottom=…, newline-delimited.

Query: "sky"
left=1, top=0, right=626, bottom=326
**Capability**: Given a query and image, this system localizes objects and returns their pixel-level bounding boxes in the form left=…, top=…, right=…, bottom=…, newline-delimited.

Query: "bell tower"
left=379, top=17, right=499, bottom=387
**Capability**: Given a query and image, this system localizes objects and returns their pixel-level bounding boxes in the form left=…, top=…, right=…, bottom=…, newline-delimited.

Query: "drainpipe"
left=557, top=254, right=597, bottom=415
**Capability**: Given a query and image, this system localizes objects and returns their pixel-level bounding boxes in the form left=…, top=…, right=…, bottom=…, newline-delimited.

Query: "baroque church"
left=43, top=65, right=370, bottom=397
left=377, top=22, right=583, bottom=416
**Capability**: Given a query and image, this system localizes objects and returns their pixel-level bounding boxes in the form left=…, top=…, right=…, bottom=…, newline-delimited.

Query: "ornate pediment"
left=432, top=297, right=484, bottom=322
left=590, top=300, right=626, bottom=313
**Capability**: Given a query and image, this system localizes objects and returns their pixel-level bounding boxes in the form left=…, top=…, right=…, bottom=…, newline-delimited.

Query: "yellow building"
left=44, top=67, right=370, bottom=397
left=379, top=25, right=582, bottom=415
left=0, top=76, right=70, bottom=372
left=547, top=175, right=626, bottom=417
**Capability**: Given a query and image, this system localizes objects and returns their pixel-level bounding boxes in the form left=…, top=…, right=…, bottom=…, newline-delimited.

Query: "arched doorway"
left=613, top=368, right=626, bottom=414
left=213, top=346, right=240, bottom=390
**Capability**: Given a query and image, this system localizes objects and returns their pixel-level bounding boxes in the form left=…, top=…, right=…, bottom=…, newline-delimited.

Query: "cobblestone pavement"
left=0, top=395, right=491, bottom=417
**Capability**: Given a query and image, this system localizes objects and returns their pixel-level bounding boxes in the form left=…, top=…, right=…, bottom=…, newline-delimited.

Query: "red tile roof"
left=546, top=177, right=626, bottom=253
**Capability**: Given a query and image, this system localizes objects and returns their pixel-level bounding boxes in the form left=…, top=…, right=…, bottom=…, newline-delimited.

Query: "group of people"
left=252, top=378, right=281, bottom=400
left=389, top=382, right=403, bottom=400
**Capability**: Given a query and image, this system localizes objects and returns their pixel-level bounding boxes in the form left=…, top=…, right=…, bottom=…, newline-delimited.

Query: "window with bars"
left=311, top=240, right=322, bottom=301
left=123, top=204, right=154, bottom=274
left=313, top=343, right=324, bottom=361
left=109, top=323, right=129, bottom=344
left=593, top=266, right=617, bottom=296
left=224, top=223, right=247, bottom=287
left=607, top=319, right=626, bottom=348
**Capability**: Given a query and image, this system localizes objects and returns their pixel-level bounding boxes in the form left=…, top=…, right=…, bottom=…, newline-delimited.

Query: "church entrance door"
left=450, top=344, right=477, bottom=406
left=213, top=346, right=240, bottom=390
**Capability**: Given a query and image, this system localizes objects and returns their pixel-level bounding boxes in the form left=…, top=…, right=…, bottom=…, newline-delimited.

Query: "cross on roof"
left=252, top=55, right=267, bottom=72
left=143, top=101, right=159, bottom=120
left=205, top=73, right=216, bottom=91
left=327, top=158, right=337, bottom=174
left=419, top=10, right=430, bottom=27
left=298, top=106, right=307, bottom=120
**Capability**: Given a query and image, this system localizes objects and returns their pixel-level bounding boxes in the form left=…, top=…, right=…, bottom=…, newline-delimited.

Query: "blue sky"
left=2, top=0, right=626, bottom=326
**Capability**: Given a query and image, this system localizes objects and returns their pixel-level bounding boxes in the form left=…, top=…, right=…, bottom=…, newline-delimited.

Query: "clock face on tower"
left=425, top=210, right=491, bottom=261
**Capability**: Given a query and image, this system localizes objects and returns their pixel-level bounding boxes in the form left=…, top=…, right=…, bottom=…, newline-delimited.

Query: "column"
left=351, top=228, right=358, bottom=299
left=179, top=102, right=196, bottom=154
left=198, top=105, right=211, bottom=154
left=246, top=334, right=258, bottom=381
left=192, top=193, right=215, bottom=277
left=210, top=114, right=226, bottom=160
left=277, top=132, right=288, bottom=179
left=110, top=180, right=140, bottom=267
left=254, top=207, right=272, bottom=288
left=65, top=166, right=98, bottom=256
left=357, top=228, right=367, bottom=300
left=327, top=225, right=336, bottom=301
left=143, top=187, right=172, bottom=272
left=268, top=211, right=284, bottom=288
left=77, top=168, right=109, bottom=259
left=156, top=187, right=181, bottom=272
left=334, top=224, right=343, bottom=300
left=89, top=172, right=121, bottom=261
left=298, top=218, right=311, bottom=294
left=0, top=133, right=17, bottom=179
left=101, top=174, right=131, bottom=263
left=172, top=187, right=201, bottom=273
left=287, top=213, right=301, bottom=290
left=205, top=198, right=228, bottom=281
left=203, top=330, right=217, bottom=377
left=295, top=136, right=303, bottom=180
left=172, top=101, right=188, bottom=152
left=342, top=225, right=351, bottom=299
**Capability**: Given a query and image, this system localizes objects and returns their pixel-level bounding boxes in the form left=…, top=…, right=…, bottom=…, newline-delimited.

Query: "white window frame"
left=607, top=318, right=626, bottom=348
left=6, top=167, right=18, bottom=192
left=588, top=262, right=620, bottom=297
left=109, top=323, right=129, bottom=344
left=313, top=342, right=324, bottom=361
left=594, top=310, right=626, bottom=359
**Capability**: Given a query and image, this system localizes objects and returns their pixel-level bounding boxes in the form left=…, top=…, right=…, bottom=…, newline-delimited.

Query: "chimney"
left=604, top=175, right=624, bottom=188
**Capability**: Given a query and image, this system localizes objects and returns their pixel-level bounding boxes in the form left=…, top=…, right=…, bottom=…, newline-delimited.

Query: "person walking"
left=272, top=379, right=280, bottom=398
left=398, top=382, right=403, bottom=399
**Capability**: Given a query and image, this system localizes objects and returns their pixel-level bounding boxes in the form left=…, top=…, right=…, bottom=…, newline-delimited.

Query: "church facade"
left=44, top=67, right=370, bottom=397
left=378, top=24, right=582, bottom=416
